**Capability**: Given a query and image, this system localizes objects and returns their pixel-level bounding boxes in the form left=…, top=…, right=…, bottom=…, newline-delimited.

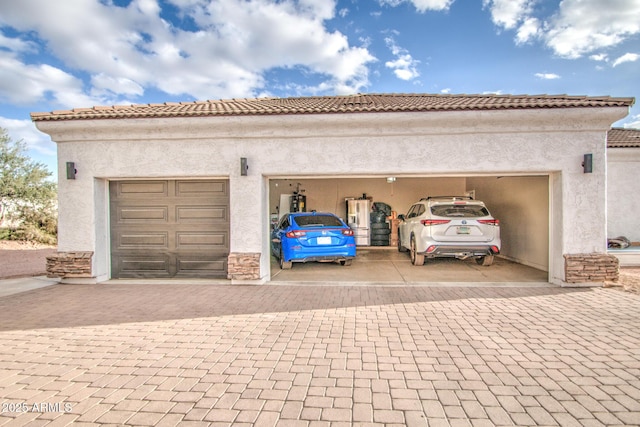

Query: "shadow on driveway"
left=0, top=282, right=590, bottom=332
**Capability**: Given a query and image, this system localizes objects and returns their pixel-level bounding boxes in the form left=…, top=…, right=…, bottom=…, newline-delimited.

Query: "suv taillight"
left=477, top=219, right=499, bottom=226
left=421, top=219, right=451, bottom=226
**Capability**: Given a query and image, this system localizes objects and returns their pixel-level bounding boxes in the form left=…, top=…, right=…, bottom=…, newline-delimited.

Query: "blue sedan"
left=271, top=212, right=356, bottom=269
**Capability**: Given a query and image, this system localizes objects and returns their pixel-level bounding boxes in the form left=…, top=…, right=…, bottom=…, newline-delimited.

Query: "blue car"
left=271, top=212, right=356, bottom=269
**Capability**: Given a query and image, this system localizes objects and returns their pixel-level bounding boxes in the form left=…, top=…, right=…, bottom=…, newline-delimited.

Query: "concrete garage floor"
left=271, top=247, right=549, bottom=285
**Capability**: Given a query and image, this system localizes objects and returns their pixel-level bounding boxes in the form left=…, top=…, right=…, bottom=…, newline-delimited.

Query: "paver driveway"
left=0, top=283, right=639, bottom=426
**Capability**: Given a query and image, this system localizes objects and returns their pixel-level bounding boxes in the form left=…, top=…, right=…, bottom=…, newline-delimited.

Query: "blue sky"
left=1, top=0, right=639, bottom=176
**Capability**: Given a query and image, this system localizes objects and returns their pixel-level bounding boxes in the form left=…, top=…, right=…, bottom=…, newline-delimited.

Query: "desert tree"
left=0, top=128, right=57, bottom=242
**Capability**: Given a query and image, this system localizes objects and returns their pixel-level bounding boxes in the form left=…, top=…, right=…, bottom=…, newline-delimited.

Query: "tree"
left=0, top=128, right=57, bottom=243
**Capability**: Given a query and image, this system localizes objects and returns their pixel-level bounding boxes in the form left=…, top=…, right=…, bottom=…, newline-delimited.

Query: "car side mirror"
left=398, top=214, right=405, bottom=221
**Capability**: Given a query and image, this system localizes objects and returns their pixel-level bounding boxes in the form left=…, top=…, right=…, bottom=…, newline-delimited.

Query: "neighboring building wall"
left=607, top=148, right=640, bottom=242
left=37, top=106, right=627, bottom=285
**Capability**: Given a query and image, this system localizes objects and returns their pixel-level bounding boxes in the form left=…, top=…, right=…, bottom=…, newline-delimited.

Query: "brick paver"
left=0, top=283, right=639, bottom=425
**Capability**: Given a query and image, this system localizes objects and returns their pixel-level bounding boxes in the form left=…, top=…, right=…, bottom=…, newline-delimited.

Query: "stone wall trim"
left=564, top=253, right=619, bottom=284
left=227, top=252, right=261, bottom=280
left=46, top=252, right=93, bottom=279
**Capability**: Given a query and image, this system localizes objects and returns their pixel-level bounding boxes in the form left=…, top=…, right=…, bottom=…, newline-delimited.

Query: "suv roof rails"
left=420, top=196, right=474, bottom=201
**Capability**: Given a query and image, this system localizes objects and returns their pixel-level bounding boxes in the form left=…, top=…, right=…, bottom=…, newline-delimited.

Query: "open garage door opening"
left=268, top=176, right=549, bottom=284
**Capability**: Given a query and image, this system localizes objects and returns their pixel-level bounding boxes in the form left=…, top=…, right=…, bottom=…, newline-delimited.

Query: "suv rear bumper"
left=422, top=245, right=499, bottom=259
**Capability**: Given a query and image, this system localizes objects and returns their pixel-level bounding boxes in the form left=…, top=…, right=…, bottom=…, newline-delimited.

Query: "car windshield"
left=293, top=215, right=343, bottom=227
left=431, top=204, right=490, bottom=218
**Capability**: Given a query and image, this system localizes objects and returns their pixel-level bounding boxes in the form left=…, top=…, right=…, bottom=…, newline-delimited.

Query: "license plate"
left=317, top=236, right=332, bottom=245
left=457, top=226, right=470, bottom=234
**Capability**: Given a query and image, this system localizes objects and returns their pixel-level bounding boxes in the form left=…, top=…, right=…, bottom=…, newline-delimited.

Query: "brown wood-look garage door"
left=110, top=180, right=229, bottom=279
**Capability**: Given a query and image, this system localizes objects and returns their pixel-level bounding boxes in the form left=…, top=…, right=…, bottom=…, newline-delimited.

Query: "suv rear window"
left=293, top=215, right=343, bottom=227
left=431, top=204, right=490, bottom=218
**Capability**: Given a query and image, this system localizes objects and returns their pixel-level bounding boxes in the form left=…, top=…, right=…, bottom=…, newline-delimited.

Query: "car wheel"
left=340, top=259, right=353, bottom=266
left=279, top=250, right=292, bottom=269
left=410, top=236, right=424, bottom=266
left=476, top=255, right=494, bottom=266
left=398, top=231, right=408, bottom=252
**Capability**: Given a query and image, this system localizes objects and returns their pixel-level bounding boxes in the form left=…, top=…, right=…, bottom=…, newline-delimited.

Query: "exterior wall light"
left=386, top=177, right=396, bottom=183
left=241, top=157, right=249, bottom=176
left=582, top=154, right=593, bottom=173
left=66, top=162, right=77, bottom=180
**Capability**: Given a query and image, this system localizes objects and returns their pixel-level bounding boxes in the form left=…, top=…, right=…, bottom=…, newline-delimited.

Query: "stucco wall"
left=38, top=106, right=628, bottom=284
left=607, top=148, right=640, bottom=242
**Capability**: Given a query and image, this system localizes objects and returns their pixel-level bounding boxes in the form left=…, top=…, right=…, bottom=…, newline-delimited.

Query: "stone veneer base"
left=46, top=252, right=94, bottom=279
left=564, top=253, right=619, bottom=284
left=227, top=252, right=261, bottom=280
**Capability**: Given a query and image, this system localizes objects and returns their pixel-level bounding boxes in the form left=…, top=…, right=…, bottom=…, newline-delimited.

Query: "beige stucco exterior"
left=35, top=105, right=629, bottom=285
left=607, top=148, right=640, bottom=266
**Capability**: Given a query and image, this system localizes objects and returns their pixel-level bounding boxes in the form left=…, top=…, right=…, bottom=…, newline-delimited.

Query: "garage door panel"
left=118, top=206, right=169, bottom=222
left=115, top=181, right=169, bottom=198
left=176, top=206, right=228, bottom=223
left=110, top=180, right=229, bottom=279
left=118, top=232, right=169, bottom=248
left=177, top=258, right=227, bottom=276
left=176, top=180, right=228, bottom=197
left=176, top=232, right=228, bottom=249
left=115, top=256, right=171, bottom=278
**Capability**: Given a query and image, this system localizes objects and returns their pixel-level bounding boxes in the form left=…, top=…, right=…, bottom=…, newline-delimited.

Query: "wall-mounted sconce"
left=386, top=177, right=396, bottom=183
left=66, top=162, right=77, bottom=180
left=582, top=154, right=593, bottom=174
left=240, top=157, right=249, bottom=176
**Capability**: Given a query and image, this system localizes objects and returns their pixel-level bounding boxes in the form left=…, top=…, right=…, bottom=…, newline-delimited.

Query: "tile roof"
left=31, top=93, right=635, bottom=122
left=31, top=94, right=635, bottom=121
left=607, top=127, right=640, bottom=148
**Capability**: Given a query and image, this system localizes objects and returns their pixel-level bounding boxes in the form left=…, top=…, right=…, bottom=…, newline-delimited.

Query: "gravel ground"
left=0, top=241, right=56, bottom=279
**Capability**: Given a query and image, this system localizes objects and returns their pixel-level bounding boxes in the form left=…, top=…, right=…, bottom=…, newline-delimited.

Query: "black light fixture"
left=240, top=157, right=249, bottom=176
left=582, top=154, right=593, bottom=174
left=66, top=162, right=77, bottom=180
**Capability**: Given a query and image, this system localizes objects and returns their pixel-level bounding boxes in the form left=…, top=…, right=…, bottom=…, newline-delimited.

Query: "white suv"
left=398, top=196, right=501, bottom=266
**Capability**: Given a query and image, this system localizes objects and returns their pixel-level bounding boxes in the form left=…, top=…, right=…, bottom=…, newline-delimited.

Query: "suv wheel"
left=410, top=235, right=425, bottom=266
left=476, top=255, right=494, bottom=266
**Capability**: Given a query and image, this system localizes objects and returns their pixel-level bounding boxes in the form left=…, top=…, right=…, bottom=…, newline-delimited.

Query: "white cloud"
left=440, top=88, right=451, bottom=94
left=542, top=0, right=640, bottom=59
left=0, top=51, right=99, bottom=107
left=484, top=0, right=640, bottom=59
left=623, top=113, right=640, bottom=129
left=0, top=117, right=56, bottom=157
left=378, top=0, right=453, bottom=13
left=483, top=0, right=535, bottom=31
left=515, top=17, right=540, bottom=44
left=384, top=37, right=420, bottom=81
left=535, top=72, right=560, bottom=80
left=0, top=0, right=376, bottom=107
left=590, top=53, right=608, bottom=62
left=612, top=52, right=640, bottom=67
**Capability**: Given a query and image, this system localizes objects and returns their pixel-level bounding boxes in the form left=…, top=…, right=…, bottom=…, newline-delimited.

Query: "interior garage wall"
left=269, top=177, right=466, bottom=221
left=466, top=176, right=549, bottom=271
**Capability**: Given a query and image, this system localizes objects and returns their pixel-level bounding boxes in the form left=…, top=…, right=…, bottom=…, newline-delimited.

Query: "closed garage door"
left=110, top=180, right=229, bottom=278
